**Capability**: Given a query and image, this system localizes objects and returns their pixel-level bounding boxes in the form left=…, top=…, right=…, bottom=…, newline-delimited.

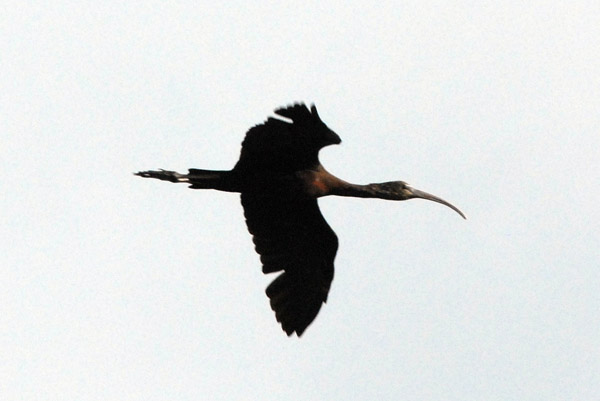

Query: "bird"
left=136, top=103, right=465, bottom=337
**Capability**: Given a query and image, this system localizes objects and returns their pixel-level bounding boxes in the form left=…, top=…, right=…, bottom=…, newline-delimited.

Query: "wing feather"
left=233, top=103, right=340, bottom=174
left=241, top=191, right=338, bottom=336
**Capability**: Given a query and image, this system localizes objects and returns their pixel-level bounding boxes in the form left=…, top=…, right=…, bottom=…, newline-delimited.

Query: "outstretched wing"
left=241, top=190, right=339, bottom=336
left=233, top=103, right=341, bottom=174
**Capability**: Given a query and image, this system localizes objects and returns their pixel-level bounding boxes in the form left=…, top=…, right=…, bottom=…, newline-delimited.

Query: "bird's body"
left=136, top=103, right=465, bottom=336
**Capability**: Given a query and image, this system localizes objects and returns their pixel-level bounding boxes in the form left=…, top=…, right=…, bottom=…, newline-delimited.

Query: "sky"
left=2, top=2, right=599, bottom=400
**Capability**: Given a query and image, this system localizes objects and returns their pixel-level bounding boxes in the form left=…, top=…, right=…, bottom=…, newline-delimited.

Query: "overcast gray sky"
left=2, top=2, right=599, bottom=400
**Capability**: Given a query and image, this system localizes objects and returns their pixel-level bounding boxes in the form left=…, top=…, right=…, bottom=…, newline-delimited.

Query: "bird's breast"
left=296, top=169, right=332, bottom=198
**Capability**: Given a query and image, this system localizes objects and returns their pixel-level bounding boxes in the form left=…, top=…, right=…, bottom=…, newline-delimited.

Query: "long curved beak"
left=409, top=187, right=467, bottom=219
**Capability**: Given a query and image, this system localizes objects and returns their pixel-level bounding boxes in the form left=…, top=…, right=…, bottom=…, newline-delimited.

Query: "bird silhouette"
left=136, top=103, right=465, bottom=336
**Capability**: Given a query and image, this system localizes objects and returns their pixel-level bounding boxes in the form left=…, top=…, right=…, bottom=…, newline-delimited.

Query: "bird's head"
left=374, top=181, right=466, bottom=219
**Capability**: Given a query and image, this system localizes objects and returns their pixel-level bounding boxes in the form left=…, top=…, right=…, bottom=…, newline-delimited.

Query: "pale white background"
left=2, top=2, right=599, bottom=400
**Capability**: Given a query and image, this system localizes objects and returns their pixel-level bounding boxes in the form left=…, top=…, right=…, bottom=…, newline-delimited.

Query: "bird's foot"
left=134, top=169, right=189, bottom=183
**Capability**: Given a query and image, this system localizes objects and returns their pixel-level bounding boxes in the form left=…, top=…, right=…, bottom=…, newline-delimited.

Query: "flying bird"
left=136, top=103, right=465, bottom=336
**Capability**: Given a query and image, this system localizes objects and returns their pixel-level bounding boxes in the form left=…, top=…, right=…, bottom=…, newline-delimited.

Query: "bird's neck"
left=296, top=167, right=397, bottom=200
left=329, top=182, right=381, bottom=198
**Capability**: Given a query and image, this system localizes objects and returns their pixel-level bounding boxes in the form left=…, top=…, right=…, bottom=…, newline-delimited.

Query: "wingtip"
left=310, top=103, right=320, bottom=119
left=274, top=101, right=307, bottom=114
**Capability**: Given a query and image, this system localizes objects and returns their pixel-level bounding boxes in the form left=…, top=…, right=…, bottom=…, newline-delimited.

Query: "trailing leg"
left=135, top=168, right=238, bottom=191
left=135, top=169, right=189, bottom=183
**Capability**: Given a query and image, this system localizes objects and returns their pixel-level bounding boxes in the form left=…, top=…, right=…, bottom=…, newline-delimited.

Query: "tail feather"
left=187, top=169, right=229, bottom=189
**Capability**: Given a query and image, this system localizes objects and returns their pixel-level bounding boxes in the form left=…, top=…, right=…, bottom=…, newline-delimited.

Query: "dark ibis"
left=136, top=103, right=465, bottom=336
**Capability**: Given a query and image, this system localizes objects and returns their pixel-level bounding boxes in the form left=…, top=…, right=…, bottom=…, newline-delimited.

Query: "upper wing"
left=233, top=103, right=341, bottom=174
left=241, top=190, right=339, bottom=336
